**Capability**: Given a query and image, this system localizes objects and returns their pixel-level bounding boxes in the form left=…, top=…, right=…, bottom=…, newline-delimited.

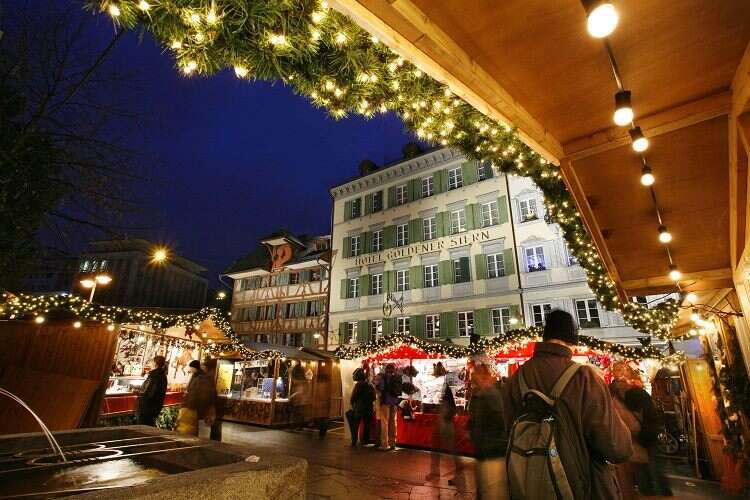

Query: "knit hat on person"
left=542, top=309, right=579, bottom=345
left=188, top=360, right=201, bottom=370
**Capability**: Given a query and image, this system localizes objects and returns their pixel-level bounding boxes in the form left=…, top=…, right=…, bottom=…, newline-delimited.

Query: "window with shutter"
left=458, top=311, right=474, bottom=337
left=370, top=320, right=383, bottom=341
left=351, top=198, right=362, bottom=218
left=450, top=209, right=466, bottom=234
left=531, top=303, right=552, bottom=327
left=486, top=253, right=505, bottom=278
left=491, top=307, right=511, bottom=334
left=425, top=314, right=440, bottom=338
left=448, top=167, right=463, bottom=190
left=423, top=265, right=438, bottom=288
left=370, top=273, right=383, bottom=295
left=423, top=217, right=437, bottom=240
left=396, top=224, right=409, bottom=246
left=372, top=230, right=384, bottom=252
left=576, top=299, right=601, bottom=328
left=480, top=201, right=499, bottom=227
left=422, top=176, right=434, bottom=197
left=395, top=184, right=408, bottom=205
left=396, top=269, right=409, bottom=291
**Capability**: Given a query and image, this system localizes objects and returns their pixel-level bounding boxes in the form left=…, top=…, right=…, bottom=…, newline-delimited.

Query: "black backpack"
left=506, top=363, right=591, bottom=500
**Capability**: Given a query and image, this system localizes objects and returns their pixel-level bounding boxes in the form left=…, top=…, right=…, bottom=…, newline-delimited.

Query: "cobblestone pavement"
left=211, top=422, right=735, bottom=499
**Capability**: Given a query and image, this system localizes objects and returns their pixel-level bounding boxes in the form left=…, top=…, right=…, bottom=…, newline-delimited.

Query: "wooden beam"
left=330, top=0, right=564, bottom=162
left=732, top=40, right=750, bottom=116
left=559, top=158, right=626, bottom=301
left=621, top=268, right=734, bottom=292
left=563, top=90, right=731, bottom=161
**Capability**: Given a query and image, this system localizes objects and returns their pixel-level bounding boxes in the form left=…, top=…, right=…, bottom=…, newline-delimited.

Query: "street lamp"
left=80, top=273, right=112, bottom=302
left=151, top=247, right=169, bottom=264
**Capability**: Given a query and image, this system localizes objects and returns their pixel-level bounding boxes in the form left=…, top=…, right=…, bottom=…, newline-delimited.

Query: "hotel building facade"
left=224, top=232, right=331, bottom=350
left=328, top=148, right=649, bottom=349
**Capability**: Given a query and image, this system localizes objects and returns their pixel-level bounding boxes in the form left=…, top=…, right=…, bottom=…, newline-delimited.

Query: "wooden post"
left=269, top=357, right=279, bottom=425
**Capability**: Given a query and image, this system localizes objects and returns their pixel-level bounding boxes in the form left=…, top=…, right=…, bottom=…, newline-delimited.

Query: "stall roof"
left=239, top=341, right=338, bottom=361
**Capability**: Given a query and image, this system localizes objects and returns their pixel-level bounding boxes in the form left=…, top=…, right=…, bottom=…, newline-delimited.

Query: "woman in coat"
left=348, top=368, right=376, bottom=446
left=136, top=355, right=168, bottom=426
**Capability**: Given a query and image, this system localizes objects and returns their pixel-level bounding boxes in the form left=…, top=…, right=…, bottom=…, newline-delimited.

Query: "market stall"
left=216, top=344, right=340, bottom=428
left=337, top=332, right=658, bottom=456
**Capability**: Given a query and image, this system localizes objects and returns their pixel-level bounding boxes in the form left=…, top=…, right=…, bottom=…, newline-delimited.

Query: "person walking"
left=610, top=378, right=648, bottom=500
left=377, top=363, right=401, bottom=450
left=176, top=360, right=215, bottom=436
left=348, top=367, right=376, bottom=446
left=468, top=363, right=506, bottom=499
left=136, top=355, right=168, bottom=426
left=503, top=309, right=633, bottom=499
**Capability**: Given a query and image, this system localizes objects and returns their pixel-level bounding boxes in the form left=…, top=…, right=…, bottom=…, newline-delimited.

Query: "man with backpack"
left=503, top=310, right=633, bottom=499
left=377, top=363, right=402, bottom=450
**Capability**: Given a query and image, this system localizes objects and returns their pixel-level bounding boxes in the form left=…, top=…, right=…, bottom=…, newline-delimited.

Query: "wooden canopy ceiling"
left=333, top=0, right=750, bottom=297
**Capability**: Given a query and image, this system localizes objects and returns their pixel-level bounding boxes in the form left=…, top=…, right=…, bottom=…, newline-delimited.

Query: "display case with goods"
left=216, top=344, right=341, bottom=428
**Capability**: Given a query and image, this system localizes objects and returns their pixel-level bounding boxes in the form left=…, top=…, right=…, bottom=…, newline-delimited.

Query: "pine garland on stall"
left=86, top=0, right=681, bottom=339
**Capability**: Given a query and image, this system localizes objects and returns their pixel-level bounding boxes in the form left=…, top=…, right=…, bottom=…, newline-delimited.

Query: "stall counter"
left=101, top=391, right=184, bottom=416
left=396, top=412, right=475, bottom=455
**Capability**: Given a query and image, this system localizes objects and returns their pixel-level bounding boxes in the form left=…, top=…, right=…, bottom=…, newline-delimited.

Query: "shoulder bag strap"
left=519, top=366, right=555, bottom=406
left=550, top=363, right=581, bottom=400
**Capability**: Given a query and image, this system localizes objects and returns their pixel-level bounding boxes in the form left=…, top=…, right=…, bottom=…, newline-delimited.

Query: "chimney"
left=402, top=142, right=423, bottom=159
left=358, top=159, right=379, bottom=176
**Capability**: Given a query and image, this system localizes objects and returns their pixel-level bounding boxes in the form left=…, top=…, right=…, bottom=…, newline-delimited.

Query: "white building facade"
left=328, top=148, right=653, bottom=349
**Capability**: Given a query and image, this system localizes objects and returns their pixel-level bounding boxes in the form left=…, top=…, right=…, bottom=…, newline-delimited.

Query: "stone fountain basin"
left=0, top=425, right=306, bottom=499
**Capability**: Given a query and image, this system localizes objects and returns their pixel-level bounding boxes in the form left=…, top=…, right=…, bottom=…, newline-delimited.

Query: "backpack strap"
left=519, top=366, right=554, bottom=407
left=550, top=363, right=581, bottom=400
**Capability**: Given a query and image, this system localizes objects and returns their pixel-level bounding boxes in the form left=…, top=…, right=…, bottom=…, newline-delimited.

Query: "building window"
left=458, top=311, right=474, bottom=337
left=348, top=277, right=360, bottom=298
left=633, top=296, right=649, bottom=307
left=396, top=184, right=408, bottom=205
left=394, top=269, right=409, bottom=291
left=307, top=300, right=323, bottom=316
left=396, top=316, right=410, bottom=334
left=477, top=161, right=491, bottom=181
left=480, top=201, right=499, bottom=227
left=576, top=299, right=601, bottom=328
left=372, top=230, right=384, bottom=252
left=310, top=268, right=322, bottom=281
left=289, top=272, right=299, bottom=285
left=350, top=235, right=361, bottom=256
left=422, top=176, right=434, bottom=197
left=531, top=303, right=552, bottom=327
left=370, top=320, right=383, bottom=341
left=450, top=209, right=466, bottom=234
left=255, top=334, right=269, bottom=343
left=423, top=217, right=437, bottom=240
left=491, top=307, right=511, bottom=334
left=371, top=273, right=383, bottom=295
left=448, top=167, right=463, bottom=190
left=486, top=253, right=506, bottom=278
left=519, top=199, right=538, bottom=222
left=283, top=333, right=302, bottom=347
left=426, top=314, right=440, bottom=339
left=372, top=191, right=383, bottom=212
left=351, top=198, right=362, bottom=218
left=566, top=246, right=579, bottom=267
left=525, top=246, right=546, bottom=272
left=453, top=258, right=470, bottom=283
left=345, top=322, right=358, bottom=343
left=396, top=224, right=409, bottom=247
left=424, top=264, right=438, bottom=288
left=80, top=260, right=91, bottom=272
left=265, top=305, right=276, bottom=320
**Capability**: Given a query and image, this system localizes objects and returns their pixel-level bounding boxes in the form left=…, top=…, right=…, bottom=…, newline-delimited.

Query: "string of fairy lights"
left=85, top=0, right=685, bottom=339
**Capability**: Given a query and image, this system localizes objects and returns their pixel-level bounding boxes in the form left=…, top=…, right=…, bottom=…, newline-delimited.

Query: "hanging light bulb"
left=613, top=90, right=633, bottom=126
left=657, top=225, right=672, bottom=243
left=690, top=309, right=700, bottom=322
left=668, top=265, right=681, bottom=282
left=34, top=316, right=45, bottom=324
left=630, top=127, right=649, bottom=152
left=686, top=292, right=698, bottom=304
left=640, top=165, right=655, bottom=186
left=582, top=0, right=619, bottom=38
left=73, top=321, right=82, bottom=328
left=108, top=4, right=121, bottom=17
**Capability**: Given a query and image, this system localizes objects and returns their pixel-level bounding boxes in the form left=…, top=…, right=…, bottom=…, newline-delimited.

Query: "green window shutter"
left=475, top=254, right=487, bottom=280
left=300, top=270, right=311, bottom=283
left=387, top=186, right=397, bottom=208
left=383, top=225, right=396, bottom=249
left=343, top=237, right=351, bottom=258
left=339, top=321, right=348, bottom=343
left=411, top=315, right=425, bottom=338
left=475, top=309, right=492, bottom=336
left=409, top=179, right=421, bottom=202
left=363, top=193, right=372, bottom=215
left=362, top=231, right=372, bottom=254
left=503, top=248, right=516, bottom=276
left=462, top=161, right=477, bottom=185
left=498, top=195, right=509, bottom=225
left=409, top=265, right=423, bottom=289
left=465, top=204, right=477, bottom=231
left=510, top=305, right=521, bottom=329
left=344, top=200, right=352, bottom=221
left=385, top=270, right=396, bottom=293
left=436, top=212, right=448, bottom=238
left=459, top=257, right=471, bottom=282
left=340, top=279, right=349, bottom=299
left=358, top=320, right=370, bottom=343
left=481, top=162, right=494, bottom=180
left=360, top=274, right=370, bottom=296
left=439, top=260, right=453, bottom=285
left=302, top=333, right=313, bottom=348
left=435, top=170, right=448, bottom=193
left=408, top=219, right=423, bottom=243
left=383, top=318, right=394, bottom=336
left=279, top=272, right=289, bottom=285
left=441, top=312, right=457, bottom=338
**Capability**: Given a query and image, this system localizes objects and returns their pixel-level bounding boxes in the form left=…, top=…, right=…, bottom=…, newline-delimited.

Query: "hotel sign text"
left=353, top=229, right=491, bottom=266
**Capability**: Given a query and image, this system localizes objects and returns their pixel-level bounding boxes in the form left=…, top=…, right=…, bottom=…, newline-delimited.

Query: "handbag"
left=176, top=407, right=199, bottom=436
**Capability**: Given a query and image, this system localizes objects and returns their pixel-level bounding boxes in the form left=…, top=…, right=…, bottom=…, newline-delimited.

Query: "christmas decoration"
left=85, top=0, right=680, bottom=338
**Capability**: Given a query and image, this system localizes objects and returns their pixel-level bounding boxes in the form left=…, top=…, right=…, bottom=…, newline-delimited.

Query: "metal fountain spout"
left=0, top=387, right=67, bottom=463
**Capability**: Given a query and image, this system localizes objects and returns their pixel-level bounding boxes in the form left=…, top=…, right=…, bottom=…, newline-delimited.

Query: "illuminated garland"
left=87, top=0, right=680, bottom=338
left=0, top=292, right=283, bottom=360
left=335, top=331, right=664, bottom=361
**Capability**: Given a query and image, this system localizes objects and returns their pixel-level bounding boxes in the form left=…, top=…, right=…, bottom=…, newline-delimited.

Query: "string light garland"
left=335, top=330, right=665, bottom=361
left=86, top=0, right=681, bottom=339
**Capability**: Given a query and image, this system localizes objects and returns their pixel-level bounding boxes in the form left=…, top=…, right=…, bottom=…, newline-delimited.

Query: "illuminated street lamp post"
left=80, top=274, right=112, bottom=302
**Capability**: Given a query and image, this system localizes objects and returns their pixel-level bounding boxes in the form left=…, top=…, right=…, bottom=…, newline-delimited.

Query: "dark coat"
left=184, top=370, right=216, bottom=418
left=503, top=342, right=633, bottom=500
left=468, top=383, right=506, bottom=459
left=137, top=366, right=167, bottom=418
left=350, top=380, right=376, bottom=417
left=624, top=387, right=663, bottom=446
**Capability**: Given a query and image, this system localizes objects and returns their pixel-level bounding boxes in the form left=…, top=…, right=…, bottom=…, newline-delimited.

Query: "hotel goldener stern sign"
left=353, top=229, right=492, bottom=266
